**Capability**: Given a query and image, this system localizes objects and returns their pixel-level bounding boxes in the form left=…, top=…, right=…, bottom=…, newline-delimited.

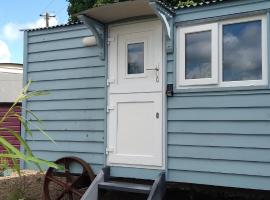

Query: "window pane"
left=128, top=43, right=144, bottom=74
left=223, top=20, right=262, bottom=81
left=185, top=31, right=212, bottom=79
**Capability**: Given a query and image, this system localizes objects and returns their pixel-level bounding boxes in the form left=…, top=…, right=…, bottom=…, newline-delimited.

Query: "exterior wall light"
left=82, top=36, right=97, bottom=47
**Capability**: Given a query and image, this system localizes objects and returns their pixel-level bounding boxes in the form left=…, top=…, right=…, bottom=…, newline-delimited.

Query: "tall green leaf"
left=0, top=81, right=63, bottom=176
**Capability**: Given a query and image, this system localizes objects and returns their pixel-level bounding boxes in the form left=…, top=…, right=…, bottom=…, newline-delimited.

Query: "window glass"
left=223, top=20, right=262, bottom=81
left=127, top=43, right=144, bottom=74
left=185, top=31, right=212, bottom=79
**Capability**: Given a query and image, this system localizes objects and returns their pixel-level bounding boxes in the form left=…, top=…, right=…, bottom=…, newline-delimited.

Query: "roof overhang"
left=77, top=0, right=174, bottom=60
left=78, top=0, right=156, bottom=24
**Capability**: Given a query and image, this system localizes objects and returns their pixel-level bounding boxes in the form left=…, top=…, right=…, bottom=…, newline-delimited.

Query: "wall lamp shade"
left=82, top=36, right=97, bottom=47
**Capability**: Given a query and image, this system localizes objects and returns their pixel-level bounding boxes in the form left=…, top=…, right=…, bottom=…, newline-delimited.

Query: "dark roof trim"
left=0, top=63, right=23, bottom=67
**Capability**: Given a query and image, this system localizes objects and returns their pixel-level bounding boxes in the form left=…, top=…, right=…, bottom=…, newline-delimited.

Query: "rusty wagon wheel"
left=43, top=156, right=95, bottom=200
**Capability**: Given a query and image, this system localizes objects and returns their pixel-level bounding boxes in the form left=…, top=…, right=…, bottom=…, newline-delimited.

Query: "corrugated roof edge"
left=156, top=0, right=175, bottom=12
left=155, top=0, right=229, bottom=11
left=176, top=0, right=229, bottom=9
left=23, top=21, right=83, bottom=32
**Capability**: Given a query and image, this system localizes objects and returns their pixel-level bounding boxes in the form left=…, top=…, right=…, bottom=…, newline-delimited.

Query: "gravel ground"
left=0, top=170, right=44, bottom=200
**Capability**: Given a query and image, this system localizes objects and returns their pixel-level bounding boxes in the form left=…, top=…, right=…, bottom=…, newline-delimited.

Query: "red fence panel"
left=0, top=104, right=21, bottom=154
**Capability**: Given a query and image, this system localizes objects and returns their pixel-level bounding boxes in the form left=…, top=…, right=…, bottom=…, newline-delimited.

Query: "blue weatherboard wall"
left=22, top=0, right=270, bottom=191
left=167, top=0, right=270, bottom=190
left=23, top=24, right=106, bottom=173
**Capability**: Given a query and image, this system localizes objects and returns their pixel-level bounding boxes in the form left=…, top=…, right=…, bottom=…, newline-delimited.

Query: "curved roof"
left=0, top=63, right=23, bottom=74
left=78, top=0, right=171, bottom=24
left=24, top=0, right=233, bottom=32
left=0, top=63, right=23, bottom=103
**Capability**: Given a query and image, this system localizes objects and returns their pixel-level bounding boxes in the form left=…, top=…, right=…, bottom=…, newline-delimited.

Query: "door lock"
left=156, top=112, right=159, bottom=119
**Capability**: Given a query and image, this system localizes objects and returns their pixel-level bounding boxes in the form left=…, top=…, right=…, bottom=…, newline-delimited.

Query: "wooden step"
left=81, top=167, right=166, bottom=200
left=98, top=181, right=152, bottom=194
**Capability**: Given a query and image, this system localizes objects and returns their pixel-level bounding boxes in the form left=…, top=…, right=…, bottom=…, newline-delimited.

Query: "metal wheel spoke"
left=56, top=190, right=66, bottom=200
left=71, top=174, right=84, bottom=187
left=71, top=188, right=84, bottom=197
left=64, top=159, right=72, bottom=183
left=47, top=176, right=67, bottom=188
left=43, top=157, right=95, bottom=200
left=68, top=192, right=73, bottom=200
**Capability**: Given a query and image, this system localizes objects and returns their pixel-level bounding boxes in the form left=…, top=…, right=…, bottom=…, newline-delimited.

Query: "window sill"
left=173, top=84, right=270, bottom=96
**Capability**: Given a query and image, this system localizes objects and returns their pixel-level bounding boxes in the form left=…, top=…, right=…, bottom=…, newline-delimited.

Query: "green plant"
left=0, top=80, right=63, bottom=176
left=0, top=157, right=9, bottom=176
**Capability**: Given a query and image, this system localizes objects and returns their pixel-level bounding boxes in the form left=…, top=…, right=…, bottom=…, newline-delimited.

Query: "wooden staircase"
left=80, top=167, right=166, bottom=200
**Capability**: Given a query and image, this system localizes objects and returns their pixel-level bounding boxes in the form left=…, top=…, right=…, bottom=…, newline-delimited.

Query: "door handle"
left=146, top=67, right=159, bottom=71
left=146, top=64, right=160, bottom=82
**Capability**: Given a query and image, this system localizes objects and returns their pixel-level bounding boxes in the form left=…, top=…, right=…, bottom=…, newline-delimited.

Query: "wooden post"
left=40, top=12, right=56, bottom=27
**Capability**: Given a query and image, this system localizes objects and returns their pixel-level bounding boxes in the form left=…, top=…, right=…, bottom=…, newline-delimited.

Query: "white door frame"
left=106, top=18, right=166, bottom=170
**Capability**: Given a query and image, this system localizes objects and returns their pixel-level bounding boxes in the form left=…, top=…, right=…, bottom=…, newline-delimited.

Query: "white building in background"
left=0, top=63, right=23, bottom=103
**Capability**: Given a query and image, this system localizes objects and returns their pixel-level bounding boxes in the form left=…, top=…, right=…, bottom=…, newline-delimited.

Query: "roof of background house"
left=24, top=0, right=233, bottom=32
left=0, top=63, right=23, bottom=68
left=0, top=63, right=23, bottom=103
left=0, top=63, right=23, bottom=74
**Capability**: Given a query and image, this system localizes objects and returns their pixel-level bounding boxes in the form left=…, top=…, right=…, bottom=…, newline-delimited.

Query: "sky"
left=0, top=0, right=69, bottom=64
left=223, top=20, right=262, bottom=81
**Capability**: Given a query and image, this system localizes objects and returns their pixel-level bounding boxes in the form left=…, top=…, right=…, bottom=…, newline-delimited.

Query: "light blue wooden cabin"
left=22, top=0, right=270, bottom=197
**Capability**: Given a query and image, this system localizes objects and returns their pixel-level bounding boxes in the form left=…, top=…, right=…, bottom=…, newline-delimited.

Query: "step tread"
left=98, top=181, right=152, bottom=194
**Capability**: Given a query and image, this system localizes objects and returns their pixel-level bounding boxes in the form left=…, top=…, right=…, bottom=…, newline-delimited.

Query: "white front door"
left=107, top=20, right=163, bottom=168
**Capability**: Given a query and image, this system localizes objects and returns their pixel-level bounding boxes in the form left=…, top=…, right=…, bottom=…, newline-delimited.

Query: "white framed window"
left=127, top=42, right=145, bottom=74
left=176, top=15, right=268, bottom=88
left=219, top=16, right=267, bottom=87
left=124, top=38, right=148, bottom=79
left=178, top=23, right=219, bottom=86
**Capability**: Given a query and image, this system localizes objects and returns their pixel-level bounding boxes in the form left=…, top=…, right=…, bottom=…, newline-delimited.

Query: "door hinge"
left=106, top=147, right=114, bottom=155
left=107, top=105, right=115, bottom=113
left=107, top=37, right=115, bottom=45
left=107, top=78, right=115, bottom=86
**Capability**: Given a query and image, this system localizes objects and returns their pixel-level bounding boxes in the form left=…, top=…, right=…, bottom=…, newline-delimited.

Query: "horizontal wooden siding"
left=167, top=0, right=270, bottom=190
left=167, top=91, right=270, bottom=190
left=23, top=24, right=105, bottom=173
